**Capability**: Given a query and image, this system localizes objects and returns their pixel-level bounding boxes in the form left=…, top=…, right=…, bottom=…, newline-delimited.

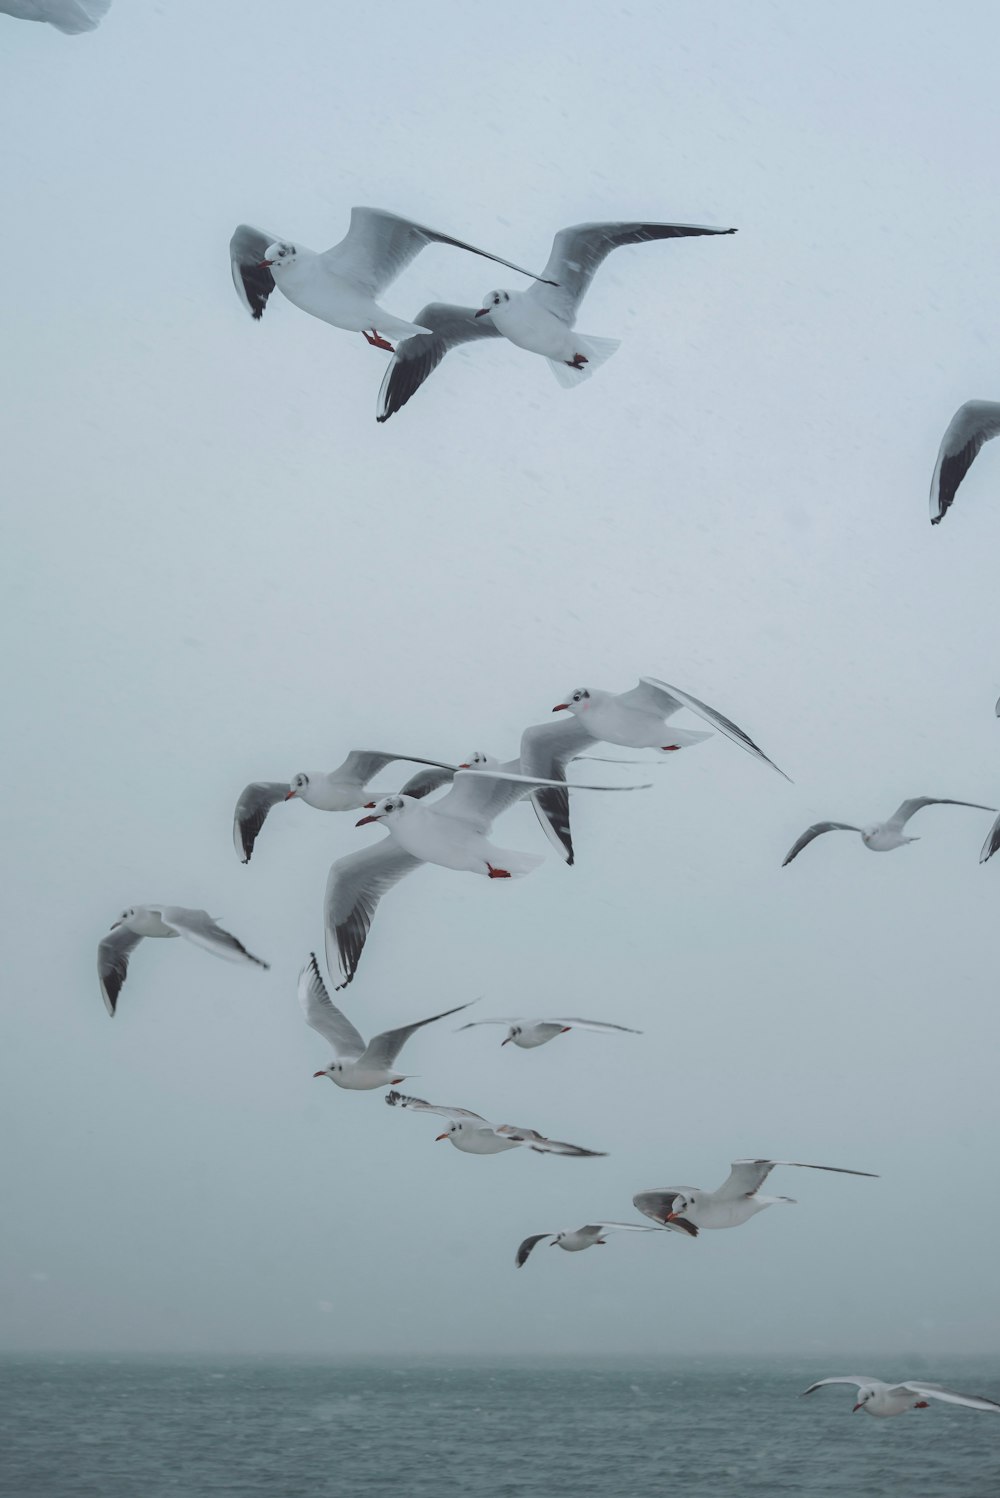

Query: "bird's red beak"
left=257, top=259, right=273, bottom=268
left=312, top=1070, right=326, bottom=1079
left=435, top=1131, right=448, bottom=1141
left=501, top=1037, right=511, bottom=1045
left=665, top=1211, right=679, bottom=1222
left=852, top=1403, right=863, bottom=1413
left=552, top=703, right=569, bottom=712
left=458, top=763, right=470, bottom=770
left=355, top=814, right=380, bottom=826
left=474, top=307, right=489, bottom=318
left=285, top=790, right=297, bottom=800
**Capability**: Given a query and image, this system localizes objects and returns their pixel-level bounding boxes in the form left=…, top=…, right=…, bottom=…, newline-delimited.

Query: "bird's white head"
left=501, top=1025, right=522, bottom=1047
left=475, top=290, right=510, bottom=320
left=552, top=687, right=591, bottom=715
left=550, top=1232, right=567, bottom=1247
left=312, top=1062, right=344, bottom=1081
left=356, top=794, right=408, bottom=827
left=435, top=1120, right=465, bottom=1141
left=111, top=907, right=136, bottom=930
left=853, top=1387, right=875, bottom=1413
left=261, top=240, right=298, bottom=273
left=286, top=772, right=310, bottom=801
left=665, top=1192, right=694, bottom=1223
left=458, top=751, right=499, bottom=770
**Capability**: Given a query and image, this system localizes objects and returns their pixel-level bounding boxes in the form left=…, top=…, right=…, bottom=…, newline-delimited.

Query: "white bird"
left=782, top=796, right=996, bottom=866
left=516, top=1222, right=667, bottom=1267
left=801, top=1376, right=1000, bottom=1419
left=544, top=676, right=789, bottom=776
left=929, top=401, right=1000, bottom=524
left=376, top=219, right=735, bottom=418
left=325, top=768, right=650, bottom=988
left=97, top=905, right=269, bottom=1017
left=633, top=1158, right=878, bottom=1232
left=298, top=954, right=473, bottom=1090
left=0, top=0, right=110, bottom=33
left=233, top=750, right=457, bottom=863
left=230, top=209, right=553, bottom=353
left=457, top=1016, right=640, bottom=1049
left=385, top=1090, right=606, bottom=1157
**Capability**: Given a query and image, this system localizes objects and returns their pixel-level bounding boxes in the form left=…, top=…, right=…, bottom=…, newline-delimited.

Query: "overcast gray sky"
left=3, top=0, right=1000, bottom=1359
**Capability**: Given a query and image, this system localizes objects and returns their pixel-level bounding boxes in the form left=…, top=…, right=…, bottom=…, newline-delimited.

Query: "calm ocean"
left=2, top=1356, right=998, bottom=1496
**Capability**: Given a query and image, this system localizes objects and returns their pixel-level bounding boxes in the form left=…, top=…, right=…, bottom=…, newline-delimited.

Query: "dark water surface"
left=3, top=1356, right=999, bottom=1496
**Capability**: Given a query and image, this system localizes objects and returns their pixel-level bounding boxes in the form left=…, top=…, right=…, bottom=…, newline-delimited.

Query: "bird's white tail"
left=485, top=848, right=545, bottom=878
left=546, top=335, right=621, bottom=388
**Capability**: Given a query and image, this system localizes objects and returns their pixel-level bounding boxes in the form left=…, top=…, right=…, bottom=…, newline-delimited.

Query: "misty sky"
left=3, top=0, right=1000, bottom=1360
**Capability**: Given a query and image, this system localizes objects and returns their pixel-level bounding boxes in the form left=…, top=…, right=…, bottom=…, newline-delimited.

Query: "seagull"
left=633, top=1158, right=878, bottom=1232
left=230, top=209, right=553, bottom=353
left=376, top=219, right=735, bottom=419
left=298, top=954, right=473, bottom=1090
left=929, top=401, right=1000, bottom=524
left=325, top=768, right=651, bottom=988
left=97, top=905, right=269, bottom=1017
left=233, top=750, right=457, bottom=863
left=801, top=1376, right=1000, bottom=1419
left=385, top=1089, right=606, bottom=1157
left=543, top=676, right=789, bottom=776
left=782, top=797, right=996, bottom=866
left=457, top=1016, right=641, bottom=1049
left=515, top=1222, right=668, bottom=1267
left=0, top=0, right=110, bottom=32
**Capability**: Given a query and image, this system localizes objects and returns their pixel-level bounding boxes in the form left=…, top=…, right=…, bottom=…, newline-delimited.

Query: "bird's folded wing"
left=297, top=954, right=365, bottom=1059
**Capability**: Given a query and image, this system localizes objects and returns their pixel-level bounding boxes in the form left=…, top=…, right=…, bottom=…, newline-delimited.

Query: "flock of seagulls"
left=11, top=0, right=1000, bottom=1436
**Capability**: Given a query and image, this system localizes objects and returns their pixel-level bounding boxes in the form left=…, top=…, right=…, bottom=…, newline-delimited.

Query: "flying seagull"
left=0, top=0, right=110, bottom=32
left=376, top=219, right=735, bottom=419
left=782, top=796, right=995, bottom=865
left=299, top=954, right=473, bottom=1090
left=929, top=401, right=1000, bottom=524
left=801, top=1376, right=1000, bottom=1419
left=457, top=1016, right=641, bottom=1049
left=515, top=1222, right=667, bottom=1267
left=325, top=768, right=650, bottom=988
left=633, top=1158, right=877, bottom=1232
left=230, top=208, right=554, bottom=353
left=97, top=905, right=269, bottom=1017
left=233, top=750, right=457, bottom=863
left=385, top=1089, right=605, bottom=1157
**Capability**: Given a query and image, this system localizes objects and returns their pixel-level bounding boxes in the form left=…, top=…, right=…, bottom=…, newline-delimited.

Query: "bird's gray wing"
left=549, top=1018, right=642, bottom=1033
left=590, top=1222, right=664, bottom=1234
left=233, top=781, right=288, bottom=863
left=398, top=765, right=457, bottom=800
left=230, top=225, right=279, bottom=320
left=519, top=718, right=597, bottom=866
left=335, top=750, right=456, bottom=788
left=322, top=208, right=555, bottom=297
left=980, top=813, right=1000, bottom=865
left=525, top=220, right=736, bottom=323
left=97, top=925, right=144, bottom=1017
left=898, top=1383, right=1000, bottom=1412
left=631, top=1190, right=699, bottom=1237
left=376, top=303, right=504, bottom=423
left=929, top=401, right=1000, bottom=524
left=885, top=796, right=996, bottom=833
left=632, top=678, right=790, bottom=780
left=435, top=767, right=649, bottom=837
left=497, top=1127, right=606, bottom=1157
left=455, top=1017, right=521, bottom=1030
left=782, top=822, right=861, bottom=866
left=297, top=953, right=365, bottom=1059
left=800, top=1377, right=880, bottom=1396
left=39, top=0, right=111, bottom=34
left=515, top=1233, right=554, bottom=1267
left=719, top=1159, right=879, bottom=1200
left=324, top=842, right=423, bottom=989
left=384, top=1089, right=485, bottom=1122
left=363, top=998, right=477, bottom=1070
left=150, top=907, right=270, bottom=970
